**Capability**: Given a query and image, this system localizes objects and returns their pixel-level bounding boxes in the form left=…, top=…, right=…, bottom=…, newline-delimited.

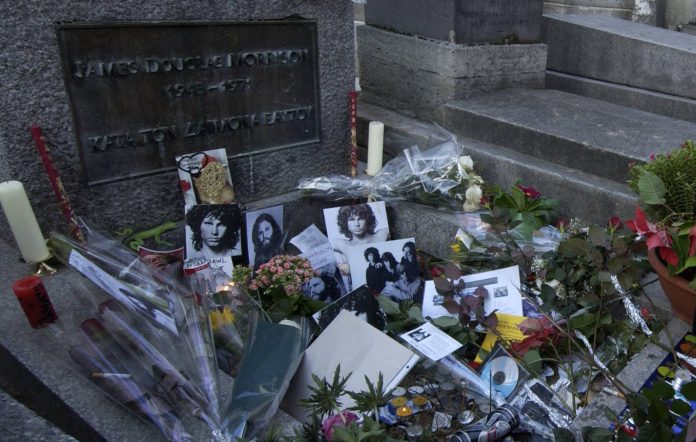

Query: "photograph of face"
left=323, top=201, right=389, bottom=255
left=185, top=204, right=243, bottom=260
left=245, top=205, right=285, bottom=270
left=301, top=269, right=345, bottom=303
left=346, top=238, right=423, bottom=303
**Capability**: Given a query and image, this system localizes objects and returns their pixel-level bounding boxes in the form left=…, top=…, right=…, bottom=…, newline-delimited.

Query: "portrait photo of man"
left=185, top=204, right=243, bottom=260
left=245, top=205, right=286, bottom=270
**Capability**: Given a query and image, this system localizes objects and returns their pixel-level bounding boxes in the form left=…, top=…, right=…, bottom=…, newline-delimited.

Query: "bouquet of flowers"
left=298, top=131, right=484, bottom=212
left=232, top=255, right=325, bottom=321
left=46, top=222, right=230, bottom=441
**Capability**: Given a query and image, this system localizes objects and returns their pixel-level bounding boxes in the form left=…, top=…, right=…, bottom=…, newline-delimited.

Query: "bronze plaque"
left=57, top=21, right=321, bottom=185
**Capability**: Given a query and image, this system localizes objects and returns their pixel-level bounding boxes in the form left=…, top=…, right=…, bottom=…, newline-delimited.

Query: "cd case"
left=479, top=344, right=530, bottom=400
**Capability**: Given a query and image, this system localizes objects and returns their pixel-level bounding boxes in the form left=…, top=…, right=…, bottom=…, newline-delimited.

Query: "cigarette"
left=602, top=387, right=625, bottom=399
left=91, top=372, right=132, bottom=379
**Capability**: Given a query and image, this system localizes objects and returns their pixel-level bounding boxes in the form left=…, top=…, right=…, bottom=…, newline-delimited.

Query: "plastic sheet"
left=298, top=132, right=484, bottom=212
left=610, top=274, right=653, bottom=336
left=48, top=223, right=230, bottom=441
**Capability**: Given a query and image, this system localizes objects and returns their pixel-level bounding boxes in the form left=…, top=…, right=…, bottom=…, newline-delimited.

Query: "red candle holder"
left=12, top=275, right=58, bottom=328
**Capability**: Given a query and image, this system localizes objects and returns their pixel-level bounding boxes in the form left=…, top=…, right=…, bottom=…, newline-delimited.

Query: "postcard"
left=245, top=205, right=285, bottom=270
left=422, top=265, right=523, bottom=319
left=400, top=322, right=462, bottom=361
left=175, top=148, right=235, bottom=205
left=185, top=204, right=243, bottom=280
left=323, top=201, right=389, bottom=290
left=346, top=237, right=422, bottom=302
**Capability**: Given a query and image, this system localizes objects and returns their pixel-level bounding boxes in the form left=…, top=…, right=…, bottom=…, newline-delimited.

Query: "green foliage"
left=628, top=140, right=696, bottom=225
left=348, top=373, right=390, bottom=418
left=299, top=365, right=351, bottom=420
left=331, top=417, right=387, bottom=442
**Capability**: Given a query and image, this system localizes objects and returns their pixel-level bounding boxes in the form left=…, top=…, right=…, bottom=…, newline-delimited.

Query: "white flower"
left=463, top=184, right=482, bottom=212
left=459, top=155, right=474, bottom=171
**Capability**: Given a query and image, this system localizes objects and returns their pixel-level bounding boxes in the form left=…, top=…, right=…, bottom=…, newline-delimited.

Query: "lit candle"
left=366, top=121, right=384, bottom=176
left=0, top=181, right=50, bottom=263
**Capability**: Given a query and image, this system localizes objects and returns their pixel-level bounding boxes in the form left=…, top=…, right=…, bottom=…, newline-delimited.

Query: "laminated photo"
left=245, top=205, right=285, bottom=270
left=346, top=237, right=422, bottom=302
left=176, top=148, right=235, bottom=205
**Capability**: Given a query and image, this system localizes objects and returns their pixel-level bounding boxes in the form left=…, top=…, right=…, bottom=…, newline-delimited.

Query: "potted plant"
left=627, top=140, right=696, bottom=323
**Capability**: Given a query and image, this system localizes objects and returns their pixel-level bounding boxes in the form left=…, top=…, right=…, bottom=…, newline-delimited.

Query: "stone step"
left=443, top=88, right=696, bottom=184
left=546, top=70, right=696, bottom=124
left=543, top=3, right=632, bottom=20
left=0, top=390, right=77, bottom=442
left=542, top=13, right=696, bottom=100
left=358, top=100, right=637, bottom=226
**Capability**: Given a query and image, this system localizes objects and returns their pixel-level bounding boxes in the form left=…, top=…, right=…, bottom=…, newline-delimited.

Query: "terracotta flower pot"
left=647, top=248, right=696, bottom=325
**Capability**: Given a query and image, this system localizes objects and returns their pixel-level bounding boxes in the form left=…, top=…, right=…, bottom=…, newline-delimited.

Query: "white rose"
left=459, top=155, right=474, bottom=171
left=463, top=201, right=479, bottom=212
left=465, top=185, right=482, bottom=203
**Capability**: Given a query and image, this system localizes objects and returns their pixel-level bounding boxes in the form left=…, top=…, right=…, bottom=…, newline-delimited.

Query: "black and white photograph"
left=245, top=205, right=285, bottom=270
left=301, top=271, right=345, bottom=303
left=185, top=204, right=243, bottom=260
left=323, top=202, right=389, bottom=290
left=313, top=285, right=386, bottom=331
left=346, top=238, right=423, bottom=302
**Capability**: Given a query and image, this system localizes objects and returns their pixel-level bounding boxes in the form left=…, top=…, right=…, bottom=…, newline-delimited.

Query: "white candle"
left=366, top=121, right=384, bottom=176
left=0, top=181, right=50, bottom=263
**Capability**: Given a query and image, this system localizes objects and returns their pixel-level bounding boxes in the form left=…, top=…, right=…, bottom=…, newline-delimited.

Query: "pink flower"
left=295, top=269, right=303, bottom=274
left=277, top=268, right=284, bottom=275
left=262, top=276, right=270, bottom=285
left=284, top=262, right=291, bottom=269
left=270, top=266, right=277, bottom=273
left=649, top=153, right=656, bottom=161
left=322, top=411, right=359, bottom=441
left=249, top=282, right=258, bottom=290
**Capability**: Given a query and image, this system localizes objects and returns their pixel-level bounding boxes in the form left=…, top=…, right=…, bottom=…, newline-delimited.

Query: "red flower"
left=626, top=207, right=678, bottom=266
left=608, top=216, right=622, bottom=230
left=516, top=184, right=540, bottom=200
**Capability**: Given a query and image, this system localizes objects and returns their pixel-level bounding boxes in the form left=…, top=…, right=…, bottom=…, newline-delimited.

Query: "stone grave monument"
left=0, top=1, right=354, bottom=440
left=1, top=1, right=355, bottom=244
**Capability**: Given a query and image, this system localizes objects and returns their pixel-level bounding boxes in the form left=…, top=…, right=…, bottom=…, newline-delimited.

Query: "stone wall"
left=0, top=1, right=354, bottom=246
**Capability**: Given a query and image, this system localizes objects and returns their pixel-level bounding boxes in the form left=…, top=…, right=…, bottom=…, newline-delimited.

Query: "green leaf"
left=603, top=406, right=619, bottom=423
left=376, top=295, right=401, bottom=316
left=522, top=349, right=542, bottom=376
left=597, top=271, right=612, bottom=283
left=569, top=312, right=598, bottom=330
left=553, top=428, right=575, bottom=442
left=671, top=399, right=692, bottom=416
left=651, top=380, right=676, bottom=401
left=432, top=316, right=460, bottom=328
left=635, top=421, right=672, bottom=442
left=540, top=284, right=557, bottom=304
left=582, top=427, right=613, bottom=442
left=558, top=238, right=592, bottom=257
left=577, top=294, right=600, bottom=308
left=637, top=171, right=666, bottom=205
left=407, top=306, right=424, bottom=323
left=681, top=381, right=696, bottom=401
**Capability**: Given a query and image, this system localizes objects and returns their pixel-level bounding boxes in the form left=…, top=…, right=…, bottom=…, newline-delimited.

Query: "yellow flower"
left=450, top=243, right=462, bottom=253
left=209, top=307, right=235, bottom=331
